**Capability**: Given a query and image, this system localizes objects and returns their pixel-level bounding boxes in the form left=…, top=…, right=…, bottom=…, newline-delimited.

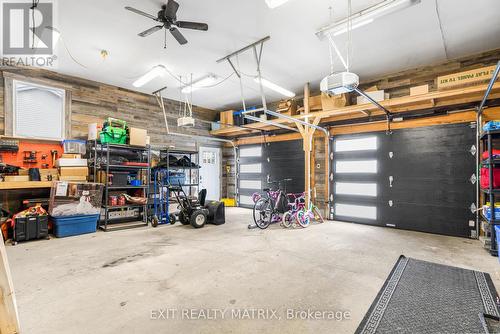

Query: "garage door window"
left=240, top=146, right=262, bottom=157
left=335, top=136, right=377, bottom=152
left=240, top=180, right=262, bottom=189
left=335, top=203, right=377, bottom=220
left=240, top=163, right=262, bottom=173
left=335, top=160, right=378, bottom=173
left=335, top=182, right=377, bottom=197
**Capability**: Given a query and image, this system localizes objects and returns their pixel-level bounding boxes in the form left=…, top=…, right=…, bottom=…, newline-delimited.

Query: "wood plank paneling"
left=0, top=67, right=218, bottom=150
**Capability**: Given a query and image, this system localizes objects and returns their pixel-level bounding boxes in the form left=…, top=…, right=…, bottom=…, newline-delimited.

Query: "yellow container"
left=221, top=198, right=236, bottom=207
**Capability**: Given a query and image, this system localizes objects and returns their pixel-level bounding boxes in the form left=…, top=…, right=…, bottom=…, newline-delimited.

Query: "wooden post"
left=0, top=241, right=20, bottom=334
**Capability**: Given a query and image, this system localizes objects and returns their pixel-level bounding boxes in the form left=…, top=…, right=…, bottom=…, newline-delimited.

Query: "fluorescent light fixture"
left=181, top=74, right=217, bottom=94
left=332, top=18, right=374, bottom=36
left=316, top=0, right=421, bottom=38
left=133, top=65, right=166, bottom=88
left=254, top=77, right=296, bottom=98
left=265, top=0, right=290, bottom=9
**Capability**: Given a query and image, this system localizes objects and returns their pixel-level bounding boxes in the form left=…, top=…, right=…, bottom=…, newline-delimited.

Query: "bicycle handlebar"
left=268, top=178, right=293, bottom=184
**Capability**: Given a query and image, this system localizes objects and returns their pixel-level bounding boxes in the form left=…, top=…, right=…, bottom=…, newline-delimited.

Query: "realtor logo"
left=2, top=1, right=53, bottom=55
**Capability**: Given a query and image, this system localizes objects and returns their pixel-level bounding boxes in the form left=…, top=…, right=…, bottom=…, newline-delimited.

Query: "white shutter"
left=14, top=81, right=65, bottom=140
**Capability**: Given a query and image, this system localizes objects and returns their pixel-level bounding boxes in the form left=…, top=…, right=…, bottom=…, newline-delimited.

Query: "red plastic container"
left=480, top=166, right=500, bottom=189
left=482, top=149, right=500, bottom=160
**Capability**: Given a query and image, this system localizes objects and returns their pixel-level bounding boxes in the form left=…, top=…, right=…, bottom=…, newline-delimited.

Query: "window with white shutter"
left=13, top=80, right=65, bottom=140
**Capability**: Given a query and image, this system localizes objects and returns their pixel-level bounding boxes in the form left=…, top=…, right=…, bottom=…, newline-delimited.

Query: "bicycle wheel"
left=282, top=211, right=293, bottom=228
left=253, top=198, right=272, bottom=229
left=312, top=206, right=325, bottom=224
left=296, top=210, right=310, bottom=228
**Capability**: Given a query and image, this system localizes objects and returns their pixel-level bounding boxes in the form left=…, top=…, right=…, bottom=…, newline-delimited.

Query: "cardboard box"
left=277, top=100, right=298, bottom=116
left=356, top=90, right=386, bottom=105
left=309, top=95, right=323, bottom=111
left=129, top=127, right=147, bottom=147
left=59, top=167, right=89, bottom=177
left=59, top=175, right=88, bottom=181
left=40, top=168, right=59, bottom=181
left=437, top=65, right=497, bottom=90
left=88, top=123, right=102, bottom=140
left=220, top=110, right=234, bottom=129
left=55, top=158, right=88, bottom=167
left=62, top=154, right=82, bottom=159
left=410, top=84, right=429, bottom=96
left=321, top=93, right=347, bottom=110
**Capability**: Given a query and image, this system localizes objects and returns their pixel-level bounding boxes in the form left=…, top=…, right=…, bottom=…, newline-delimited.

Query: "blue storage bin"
left=51, top=215, right=99, bottom=238
left=495, top=226, right=500, bottom=263
left=169, top=172, right=186, bottom=186
left=483, top=204, right=500, bottom=220
left=483, top=121, right=500, bottom=132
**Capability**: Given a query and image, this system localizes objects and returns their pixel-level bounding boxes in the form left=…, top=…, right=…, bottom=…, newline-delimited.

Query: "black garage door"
left=330, top=123, right=476, bottom=238
left=238, top=140, right=304, bottom=208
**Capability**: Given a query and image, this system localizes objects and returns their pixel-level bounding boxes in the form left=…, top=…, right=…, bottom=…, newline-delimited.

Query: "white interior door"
left=199, top=147, right=221, bottom=201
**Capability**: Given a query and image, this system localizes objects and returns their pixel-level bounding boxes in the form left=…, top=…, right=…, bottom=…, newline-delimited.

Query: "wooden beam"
left=330, top=110, right=480, bottom=135
left=210, top=82, right=500, bottom=137
left=0, top=240, right=20, bottom=334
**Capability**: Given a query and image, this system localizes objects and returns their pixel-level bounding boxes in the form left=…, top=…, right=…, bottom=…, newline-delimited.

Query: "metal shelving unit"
left=160, top=149, right=200, bottom=198
left=479, top=129, right=500, bottom=256
left=88, top=141, right=151, bottom=231
left=148, top=149, right=200, bottom=226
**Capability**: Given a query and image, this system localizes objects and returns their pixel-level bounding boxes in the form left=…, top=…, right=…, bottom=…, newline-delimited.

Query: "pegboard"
left=0, top=140, right=63, bottom=169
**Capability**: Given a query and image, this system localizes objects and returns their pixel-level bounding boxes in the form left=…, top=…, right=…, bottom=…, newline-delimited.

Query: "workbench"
left=0, top=181, right=53, bottom=190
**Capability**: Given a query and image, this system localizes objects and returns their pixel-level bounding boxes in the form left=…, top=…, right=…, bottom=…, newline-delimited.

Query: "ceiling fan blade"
left=125, top=6, right=158, bottom=21
left=176, top=21, right=208, bottom=31
left=138, top=25, right=163, bottom=37
left=169, top=27, right=187, bottom=45
left=164, top=0, right=180, bottom=20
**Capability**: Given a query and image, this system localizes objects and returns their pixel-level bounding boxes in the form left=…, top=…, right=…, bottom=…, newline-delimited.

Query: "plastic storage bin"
left=495, top=226, right=500, bottom=262
left=169, top=171, right=186, bottom=186
left=483, top=121, right=500, bottom=132
left=51, top=214, right=99, bottom=238
left=480, top=166, right=500, bottom=189
left=62, top=140, right=86, bottom=155
left=13, top=215, right=48, bottom=243
left=483, top=203, right=500, bottom=220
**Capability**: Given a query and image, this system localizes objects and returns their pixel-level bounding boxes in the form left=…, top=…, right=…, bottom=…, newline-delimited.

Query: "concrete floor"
left=6, top=207, right=500, bottom=334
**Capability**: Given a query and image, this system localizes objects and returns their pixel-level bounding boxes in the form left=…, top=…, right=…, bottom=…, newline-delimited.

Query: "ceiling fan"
left=125, top=0, right=208, bottom=45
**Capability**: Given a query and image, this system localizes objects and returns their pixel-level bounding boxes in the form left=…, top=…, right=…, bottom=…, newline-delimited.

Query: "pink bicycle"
left=281, top=192, right=306, bottom=228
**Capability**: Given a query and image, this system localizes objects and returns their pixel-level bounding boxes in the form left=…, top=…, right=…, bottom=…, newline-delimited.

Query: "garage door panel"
left=383, top=203, right=471, bottom=237
left=238, top=140, right=304, bottom=207
left=331, top=123, right=475, bottom=238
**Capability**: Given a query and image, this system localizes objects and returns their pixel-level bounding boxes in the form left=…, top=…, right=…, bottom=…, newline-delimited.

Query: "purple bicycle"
left=252, top=178, right=292, bottom=229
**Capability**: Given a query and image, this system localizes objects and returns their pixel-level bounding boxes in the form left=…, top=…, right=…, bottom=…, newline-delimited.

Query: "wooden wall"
left=0, top=67, right=219, bottom=149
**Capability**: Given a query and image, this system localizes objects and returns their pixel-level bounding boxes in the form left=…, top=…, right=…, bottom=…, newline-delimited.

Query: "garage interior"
left=1, top=0, right=500, bottom=333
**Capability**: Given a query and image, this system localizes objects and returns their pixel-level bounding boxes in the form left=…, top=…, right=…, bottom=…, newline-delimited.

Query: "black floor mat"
left=356, top=255, right=500, bottom=334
